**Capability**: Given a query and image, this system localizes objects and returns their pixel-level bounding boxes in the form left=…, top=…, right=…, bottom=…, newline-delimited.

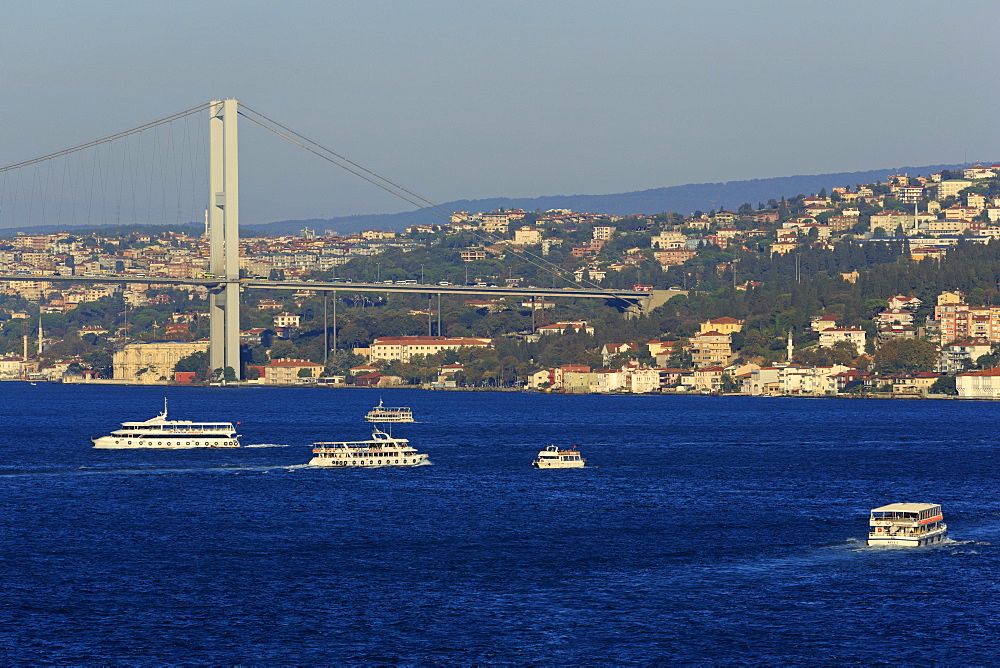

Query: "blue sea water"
left=1, top=383, right=999, bottom=665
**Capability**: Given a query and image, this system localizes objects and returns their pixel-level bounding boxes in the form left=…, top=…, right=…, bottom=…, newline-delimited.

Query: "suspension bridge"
left=0, top=100, right=666, bottom=379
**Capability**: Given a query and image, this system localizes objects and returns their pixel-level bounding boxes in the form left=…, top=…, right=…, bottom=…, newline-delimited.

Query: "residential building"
left=687, top=331, right=732, bottom=368
left=249, top=358, right=324, bottom=384
left=362, top=336, right=492, bottom=363
left=353, top=372, right=404, bottom=388
left=651, top=232, right=687, bottom=249
left=956, top=367, right=1000, bottom=398
left=512, top=227, right=542, bottom=246
left=647, top=340, right=678, bottom=357
left=819, top=327, right=866, bottom=350
left=536, top=321, right=595, bottom=336
left=938, top=339, right=993, bottom=373
left=562, top=369, right=598, bottom=393
left=810, top=315, right=839, bottom=332
left=592, top=369, right=626, bottom=393
left=890, top=372, right=941, bottom=396
left=934, top=291, right=1000, bottom=344
left=460, top=249, right=487, bottom=262
left=746, top=366, right=783, bottom=396
left=480, top=212, right=511, bottom=234
left=627, top=367, right=661, bottom=394
left=654, top=249, right=698, bottom=266
left=781, top=365, right=850, bottom=396
left=240, top=328, right=269, bottom=346
left=273, top=312, right=301, bottom=328
left=692, top=366, right=725, bottom=392
left=936, top=179, right=972, bottom=199
left=964, top=165, right=996, bottom=180
left=699, top=317, right=745, bottom=336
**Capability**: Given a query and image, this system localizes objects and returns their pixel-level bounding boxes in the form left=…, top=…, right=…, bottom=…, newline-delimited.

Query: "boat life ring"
left=877, top=527, right=883, bottom=532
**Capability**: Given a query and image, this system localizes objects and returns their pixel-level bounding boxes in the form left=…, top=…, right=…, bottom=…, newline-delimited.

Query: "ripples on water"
left=1, top=385, right=999, bottom=663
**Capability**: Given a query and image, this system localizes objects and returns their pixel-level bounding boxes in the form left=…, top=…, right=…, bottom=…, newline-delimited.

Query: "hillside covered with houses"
left=5, top=165, right=1000, bottom=397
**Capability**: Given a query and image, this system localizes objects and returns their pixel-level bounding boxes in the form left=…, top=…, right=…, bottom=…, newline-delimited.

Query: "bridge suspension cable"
left=0, top=103, right=212, bottom=174
left=238, top=103, right=628, bottom=298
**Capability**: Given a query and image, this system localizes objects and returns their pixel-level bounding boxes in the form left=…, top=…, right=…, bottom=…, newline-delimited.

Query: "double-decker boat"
left=532, top=445, right=586, bottom=469
left=308, top=427, right=430, bottom=467
left=365, top=399, right=414, bottom=423
left=91, top=399, right=241, bottom=449
left=868, top=502, right=948, bottom=547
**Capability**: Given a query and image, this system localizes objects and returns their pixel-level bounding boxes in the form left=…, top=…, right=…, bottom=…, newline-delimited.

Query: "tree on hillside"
left=174, top=351, right=208, bottom=380
left=873, top=338, right=937, bottom=373
left=269, top=339, right=299, bottom=360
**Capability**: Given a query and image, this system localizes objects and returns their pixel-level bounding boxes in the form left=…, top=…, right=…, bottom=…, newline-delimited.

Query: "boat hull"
left=867, top=528, right=948, bottom=547
left=308, top=455, right=430, bottom=467
left=92, top=436, right=240, bottom=449
left=532, top=460, right=586, bottom=469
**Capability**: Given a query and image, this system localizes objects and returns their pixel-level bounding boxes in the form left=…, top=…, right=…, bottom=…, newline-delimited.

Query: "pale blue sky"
left=4, top=1, right=999, bottom=224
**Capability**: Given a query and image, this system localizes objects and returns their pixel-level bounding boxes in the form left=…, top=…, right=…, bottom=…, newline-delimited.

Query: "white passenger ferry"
left=91, top=399, right=241, bottom=449
left=365, top=399, right=414, bottom=423
left=308, top=428, right=429, bottom=467
left=532, top=445, right=586, bottom=469
left=868, top=502, right=948, bottom=547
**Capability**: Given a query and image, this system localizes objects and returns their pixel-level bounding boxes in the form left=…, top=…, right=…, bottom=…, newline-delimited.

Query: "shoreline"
left=23, top=377, right=984, bottom=399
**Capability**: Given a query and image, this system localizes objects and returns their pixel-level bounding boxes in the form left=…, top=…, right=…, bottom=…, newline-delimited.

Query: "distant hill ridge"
left=2, top=163, right=984, bottom=237
left=245, top=163, right=981, bottom=235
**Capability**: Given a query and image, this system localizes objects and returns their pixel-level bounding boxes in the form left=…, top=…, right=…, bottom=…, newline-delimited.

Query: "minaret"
left=786, top=329, right=794, bottom=363
left=38, top=318, right=43, bottom=356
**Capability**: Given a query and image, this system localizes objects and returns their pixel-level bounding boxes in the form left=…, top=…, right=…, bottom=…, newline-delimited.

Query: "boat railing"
left=870, top=517, right=921, bottom=527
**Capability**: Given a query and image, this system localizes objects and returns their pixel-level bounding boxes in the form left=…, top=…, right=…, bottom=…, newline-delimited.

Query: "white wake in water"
left=244, top=443, right=298, bottom=448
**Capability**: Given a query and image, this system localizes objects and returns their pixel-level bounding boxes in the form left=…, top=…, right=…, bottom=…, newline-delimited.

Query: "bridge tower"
left=208, top=99, right=241, bottom=379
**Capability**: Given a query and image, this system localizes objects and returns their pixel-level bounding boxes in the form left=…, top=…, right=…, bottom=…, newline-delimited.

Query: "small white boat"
left=92, top=399, right=241, bottom=449
left=868, top=502, right=948, bottom=547
left=532, top=445, right=585, bottom=469
left=365, top=399, right=414, bottom=423
left=309, top=427, right=429, bottom=467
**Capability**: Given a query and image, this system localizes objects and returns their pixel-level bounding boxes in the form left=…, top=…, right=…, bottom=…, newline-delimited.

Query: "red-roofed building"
left=699, top=317, right=745, bottom=335
left=365, top=336, right=492, bottom=363
left=273, top=312, right=301, bottom=328
left=248, top=358, right=323, bottom=384
left=353, top=372, right=403, bottom=388
left=692, top=366, right=725, bottom=392
left=956, top=367, right=1000, bottom=398
left=536, top=321, right=595, bottom=336
left=647, top=340, right=679, bottom=357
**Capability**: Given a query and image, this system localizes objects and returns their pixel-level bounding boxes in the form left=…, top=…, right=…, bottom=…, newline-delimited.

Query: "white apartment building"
left=818, top=327, right=866, bottom=350
left=362, top=336, right=492, bottom=363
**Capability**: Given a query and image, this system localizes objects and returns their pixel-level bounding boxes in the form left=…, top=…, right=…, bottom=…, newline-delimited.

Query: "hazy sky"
left=4, top=1, right=1000, bottom=224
